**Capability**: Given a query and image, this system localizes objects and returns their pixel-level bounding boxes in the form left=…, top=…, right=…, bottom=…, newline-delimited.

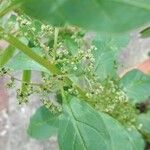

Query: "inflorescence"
left=0, top=14, right=138, bottom=126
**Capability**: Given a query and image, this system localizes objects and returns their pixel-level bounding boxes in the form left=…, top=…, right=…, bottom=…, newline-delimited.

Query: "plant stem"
left=64, top=77, right=88, bottom=100
left=5, top=33, right=60, bottom=74
left=0, top=3, right=19, bottom=17
left=0, top=46, right=15, bottom=68
left=21, top=70, right=31, bottom=92
left=53, top=28, right=59, bottom=60
left=61, top=86, right=67, bottom=103
left=7, top=72, right=41, bottom=86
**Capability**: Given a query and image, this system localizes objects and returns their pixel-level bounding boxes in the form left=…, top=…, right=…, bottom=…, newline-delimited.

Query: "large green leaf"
left=120, top=69, right=150, bottom=103
left=92, top=34, right=129, bottom=80
left=58, top=98, right=111, bottom=150
left=58, top=97, right=144, bottom=150
left=16, top=0, right=150, bottom=33
left=27, top=106, right=59, bottom=140
left=137, top=110, right=150, bottom=138
left=6, top=48, right=49, bottom=72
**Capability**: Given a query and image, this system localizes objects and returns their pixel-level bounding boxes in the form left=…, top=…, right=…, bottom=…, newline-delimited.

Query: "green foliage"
left=120, top=69, right=150, bottom=103
left=6, top=48, right=49, bottom=72
left=87, top=79, right=137, bottom=126
left=59, top=98, right=144, bottom=150
left=63, top=35, right=78, bottom=55
left=17, top=70, right=32, bottom=104
left=140, top=27, right=150, bottom=38
left=58, top=97, right=110, bottom=150
left=27, top=106, right=59, bottom=140
left=92, top=34, right=129, bottom=80
left=137, top=110, right=150, bottom=139
left=101, top=113, right=145, bottom=150
left=15, top=0, right=150, bottom=33
left=1, top=1, right=150, bottom=149
left=0, top=46, right=15, bottom=68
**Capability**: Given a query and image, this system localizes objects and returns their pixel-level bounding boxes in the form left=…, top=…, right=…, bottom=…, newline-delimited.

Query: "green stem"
left=4, top=33, right=60, bottom=74
left=0, top=46, right=15, bottom=68
left=61, top=86, right=67, bottom=103
left=0, top=3, right=19, bottom=17
left=53, top=28, right=59, bottom=60
left=64, top=77, right=88, bottom=100
left=21, top=70, right=31, bottom=92
left=7, top=72, right=41, bottom=86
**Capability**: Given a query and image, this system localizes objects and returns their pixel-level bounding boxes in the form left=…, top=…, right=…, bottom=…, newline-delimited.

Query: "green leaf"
left=63, top=35, right=78, bottom=55
left=58, top=98, right=111, bottom=150
left=140, top=27, right=150, bottom=38
left=27, top=106, right=59, bottom=140
left=137, top=110, right=150, bottom=138
left=17, top=0, right=150, bottom=33
left=92, top=34, right=129, bottom=80
left=101, top=113, right=145, bottom=150
left=0, top=46, right=15, bottom=68
left=6, top=48, right=49, bottom=72
left=58, top=97, right=144, bottom=150
left=2, top=31, right=59, bottom=74
left=120, top=69, right=150, bottom=103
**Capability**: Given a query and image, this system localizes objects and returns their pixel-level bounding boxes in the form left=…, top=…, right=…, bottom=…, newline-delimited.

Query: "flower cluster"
left=16, top=83, right=33, bottom=104
left=16, top=14, right=54, bottom=57
left=41, top=98, right=62, bottom=114
left=1, top=14, right=138, bottom=127
left=0, top=67, right=9, bottom=76
left=6, top=76, right=15, bottom=88
left=87, top=79, right=137, bottom=126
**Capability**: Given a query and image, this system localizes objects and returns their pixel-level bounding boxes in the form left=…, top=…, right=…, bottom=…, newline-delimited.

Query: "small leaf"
left=140, top=27, right=150, bottom=38
left=27, top=106, right=59, bottom=140
left=120, top=69, right=150, bottom=103
left=92, top=34, right=129, bottom=80
left=63, top=35, right=78, bottom=55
